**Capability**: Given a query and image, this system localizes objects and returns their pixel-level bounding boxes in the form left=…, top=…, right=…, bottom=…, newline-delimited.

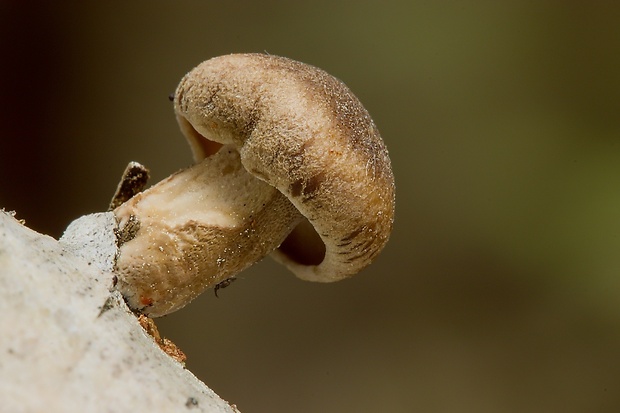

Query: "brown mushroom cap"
left=174, top=53, right=395, bottom=282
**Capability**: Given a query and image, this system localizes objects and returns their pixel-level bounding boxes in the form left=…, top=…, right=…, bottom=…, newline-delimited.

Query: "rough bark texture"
left=0, top=211, right=239, bottom=413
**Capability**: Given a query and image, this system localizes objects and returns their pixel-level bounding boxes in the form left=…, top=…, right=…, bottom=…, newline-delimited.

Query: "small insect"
left=214, top=277, right=236, bottom=298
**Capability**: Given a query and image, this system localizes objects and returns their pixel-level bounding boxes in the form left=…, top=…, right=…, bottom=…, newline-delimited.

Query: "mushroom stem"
left=113, top=145, right=304, bottom=316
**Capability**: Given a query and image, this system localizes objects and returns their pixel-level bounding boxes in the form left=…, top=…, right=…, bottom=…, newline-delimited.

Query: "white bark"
left=0, top=211, right=239, bottom=413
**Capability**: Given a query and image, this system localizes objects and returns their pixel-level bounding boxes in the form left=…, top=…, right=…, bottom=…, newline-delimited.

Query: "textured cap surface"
left=175, top=53, right=395, bottom=282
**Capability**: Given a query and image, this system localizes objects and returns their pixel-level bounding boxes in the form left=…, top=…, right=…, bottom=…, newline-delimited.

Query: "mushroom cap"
left=174, top=53, right=395, bottom=282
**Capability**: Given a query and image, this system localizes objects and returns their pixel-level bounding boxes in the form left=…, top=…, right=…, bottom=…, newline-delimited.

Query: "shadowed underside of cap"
left=174, top=53, right=395, bottom=282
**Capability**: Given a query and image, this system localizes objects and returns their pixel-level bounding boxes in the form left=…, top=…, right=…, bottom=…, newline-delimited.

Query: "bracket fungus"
left=113, top=53, right=395, bottom=317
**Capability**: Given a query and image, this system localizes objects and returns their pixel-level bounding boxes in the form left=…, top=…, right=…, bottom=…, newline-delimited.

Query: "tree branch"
left=0, top=211, right=239, bottom=412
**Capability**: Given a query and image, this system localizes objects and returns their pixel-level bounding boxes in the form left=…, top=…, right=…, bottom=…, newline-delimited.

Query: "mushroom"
left=113, top=53, right=395, bottom=317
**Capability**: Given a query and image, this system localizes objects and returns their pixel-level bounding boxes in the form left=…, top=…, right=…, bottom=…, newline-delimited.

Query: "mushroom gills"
left=278, top=219, right=326, bottom=266
left=113, top=145, right=304, bottom=316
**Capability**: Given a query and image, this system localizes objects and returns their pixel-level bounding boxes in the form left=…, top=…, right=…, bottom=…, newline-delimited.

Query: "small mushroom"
left=113, top=53, right=395, bottom=317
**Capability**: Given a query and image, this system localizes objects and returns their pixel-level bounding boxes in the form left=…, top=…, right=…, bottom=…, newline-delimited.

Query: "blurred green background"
left=3, top=2, right=620, bottom=412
